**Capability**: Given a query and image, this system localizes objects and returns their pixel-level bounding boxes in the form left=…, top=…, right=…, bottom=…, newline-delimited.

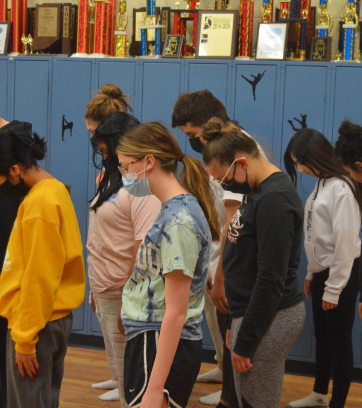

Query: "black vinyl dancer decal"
left=288, top=114, right=308, bottom=132
left=241, top=70, right=266, bottom=101
left=62, top=115, right=73, bottom=141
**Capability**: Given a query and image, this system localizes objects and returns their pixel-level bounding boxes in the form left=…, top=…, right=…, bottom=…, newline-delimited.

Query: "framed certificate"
left=0, top=22, right=11, bottom=55
left=256, top=23, right=288, bottom=60
left=195, top=10, right=238, bottom=60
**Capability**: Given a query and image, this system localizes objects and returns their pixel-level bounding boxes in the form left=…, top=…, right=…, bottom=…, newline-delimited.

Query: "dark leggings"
left=0, top=316, right=7, bottom=408
left=216, top=311, right=239, bottom=408
left=312, top=258, right=359, bottom=408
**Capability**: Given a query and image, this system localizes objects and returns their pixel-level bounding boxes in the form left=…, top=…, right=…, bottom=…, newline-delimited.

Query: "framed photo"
left=195, top=10, right=238, bottom=60
left=129, top=7, right=160, bottom=56
left=256, top=22, right=288, bottom=60
left=0, top=22, right=11, bottom=55
left=310, top=36, right=332, bottom=62
left=162, top=34, right=183, bottom=58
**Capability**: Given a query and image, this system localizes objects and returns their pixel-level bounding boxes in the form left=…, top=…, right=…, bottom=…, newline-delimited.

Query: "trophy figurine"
left=21, top=34, right=29, bottom=54
left=341, top=0, right=359, bottom=61
left=115, top=1, right=128, bottom=57
left=280, top=1, right=291, bottom=19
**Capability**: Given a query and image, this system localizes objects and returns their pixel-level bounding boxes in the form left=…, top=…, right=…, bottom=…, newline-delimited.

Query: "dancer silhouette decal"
left=241, top=70, right=266, bottom=101
left=62, top=115, right=73, bottom=141
left=288, top=114, right=308, bottom=132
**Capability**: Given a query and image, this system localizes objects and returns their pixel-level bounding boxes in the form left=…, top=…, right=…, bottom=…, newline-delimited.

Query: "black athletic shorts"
left=124, top=330, right=202, bottom=408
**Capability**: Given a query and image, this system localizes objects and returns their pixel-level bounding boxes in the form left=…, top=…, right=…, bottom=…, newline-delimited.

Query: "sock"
left=92, top=379, right=119, bottom=390
left=196, top=367, right=223, bottom=383
left=199, top=390, right=222, bottom=405
left=98, top=388, right=120, bottom=401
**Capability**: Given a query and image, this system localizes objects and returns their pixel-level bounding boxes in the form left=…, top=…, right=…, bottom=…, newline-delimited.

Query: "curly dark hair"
left=335, top=119, right=362, bottom=169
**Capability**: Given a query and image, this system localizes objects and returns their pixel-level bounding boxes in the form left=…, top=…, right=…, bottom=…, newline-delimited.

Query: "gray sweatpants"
left=6, top=313, right=73, bottom=408
left=231, top=302, right=306, bottom=408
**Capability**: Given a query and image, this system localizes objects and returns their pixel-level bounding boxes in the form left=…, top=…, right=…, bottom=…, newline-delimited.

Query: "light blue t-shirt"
left=121, top=193, right=212, bottom=341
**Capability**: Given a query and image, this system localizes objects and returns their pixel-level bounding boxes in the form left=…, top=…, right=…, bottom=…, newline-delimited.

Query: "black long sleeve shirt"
left=223, top=172, right=304, bottom=358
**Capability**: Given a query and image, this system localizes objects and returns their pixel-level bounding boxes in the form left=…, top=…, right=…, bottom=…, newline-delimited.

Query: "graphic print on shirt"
left=306, top=194, right=315, bottom=242
left=227, top=207, right=244, bottom=244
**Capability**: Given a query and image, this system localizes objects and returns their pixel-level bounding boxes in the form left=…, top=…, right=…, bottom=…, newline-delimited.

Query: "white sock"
left=196, top=367, right=223, bottom=383
left=285, top=391, right=328, bottom=408
left=98, top=388, right=120, bottom=401
left=199, top=390, right=222, bottom=405
left=92, top=379, right=119, bottom=390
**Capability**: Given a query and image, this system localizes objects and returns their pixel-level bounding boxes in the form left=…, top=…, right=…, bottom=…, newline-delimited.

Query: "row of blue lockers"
left=1, top=56, right=362, bottom=366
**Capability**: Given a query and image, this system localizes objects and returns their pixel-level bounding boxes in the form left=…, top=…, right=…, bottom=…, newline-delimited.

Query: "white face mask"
left=122, top=160, right=153, bottom=197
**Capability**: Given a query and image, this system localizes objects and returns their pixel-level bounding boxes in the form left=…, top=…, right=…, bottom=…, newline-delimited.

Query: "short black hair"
left=172, top=90, right=229, bottom=128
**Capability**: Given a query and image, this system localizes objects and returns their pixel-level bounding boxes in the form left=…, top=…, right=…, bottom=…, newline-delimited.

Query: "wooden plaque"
left=32, top=3, right=61, bottom=52
left=310, top=36, right=332, bottom=62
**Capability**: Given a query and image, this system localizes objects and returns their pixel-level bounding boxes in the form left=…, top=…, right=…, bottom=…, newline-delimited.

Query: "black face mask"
left=189, top=137, right=204, bottom=154
left=0, top=178, right=29, bottom=198
left=222, top=165, right=252, bottom=195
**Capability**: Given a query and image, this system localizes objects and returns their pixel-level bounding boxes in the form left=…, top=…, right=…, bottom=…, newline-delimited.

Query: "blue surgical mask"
left=122, top=162, right=152, bottom=197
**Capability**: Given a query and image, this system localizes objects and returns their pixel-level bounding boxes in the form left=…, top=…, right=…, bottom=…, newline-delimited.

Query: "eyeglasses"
left=117, top=158, right=141, bottom=176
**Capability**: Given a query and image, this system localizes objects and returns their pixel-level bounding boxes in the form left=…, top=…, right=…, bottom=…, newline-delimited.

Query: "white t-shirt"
left=87, top=188, right=161, bottom=292
left=304, top=177, right=361, bottom=304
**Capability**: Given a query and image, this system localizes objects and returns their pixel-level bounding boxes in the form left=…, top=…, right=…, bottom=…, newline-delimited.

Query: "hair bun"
left=338, top=119, right=362, bottom=142
left=29, top=133, right=47, bottom=161
left=99, top=84, right=125, bottom=100
left=202, top=118, right=226, bottom=142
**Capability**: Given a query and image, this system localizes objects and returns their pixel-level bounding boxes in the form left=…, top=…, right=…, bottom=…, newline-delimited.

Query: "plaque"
left=162, top=34, right=183, bottom=58
left=0, top=22, right=11, bottom=55
left=129, top=7, right=160, bottom=56
left=195, top=10, right=238, bottom=59
left=32, top=3, right=61, bottom=52
left=310, top=36, right=331, bottom=61
left=256, top=22, right=288, bottom=60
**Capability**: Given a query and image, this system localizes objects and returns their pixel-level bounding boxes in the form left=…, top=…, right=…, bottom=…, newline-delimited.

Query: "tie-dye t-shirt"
left=121, top=193, right=212, bottom=341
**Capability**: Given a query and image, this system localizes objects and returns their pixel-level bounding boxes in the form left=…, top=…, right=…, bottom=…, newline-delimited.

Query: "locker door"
left=0, top=59, right=9, bottom=118
left=49, top=59, right=93, bottom=333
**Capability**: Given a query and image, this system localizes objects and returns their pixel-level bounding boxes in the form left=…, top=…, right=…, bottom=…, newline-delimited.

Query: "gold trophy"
left=115, top=1, right=129, bottom=57
left=21, top=34, right=34, bottom=55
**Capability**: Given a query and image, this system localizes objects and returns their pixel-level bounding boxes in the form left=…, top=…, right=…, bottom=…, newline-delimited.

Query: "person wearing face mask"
left=87, top=112, right=161, bottom=406
left=0, top=129, right=85, bottom=408
left=284, top=129, right=362, bottom=408
left=172, top=91, right=266, bottom=408
left=116, top=121, right=221, bottom=408
left=0, top=115, right=33, bottom=408
left=202, top=119, right=305, bottom=408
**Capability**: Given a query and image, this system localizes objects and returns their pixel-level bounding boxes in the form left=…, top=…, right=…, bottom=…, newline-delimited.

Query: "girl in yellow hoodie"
left=0, top=129, right=85, bottom=408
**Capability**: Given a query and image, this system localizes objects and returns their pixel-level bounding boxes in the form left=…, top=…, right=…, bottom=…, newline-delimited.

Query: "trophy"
left=280, top=1, right=291, bottom=18
left=261, top=0, right=273, bottom=23
left=139, top=0, right=165, bottom=57
left=115, top=1, right=128, bottom=57
left=341, top=0, right=359, bottom=61
left=171, top=0, right=199, bottom=57
left=0, top=0, right=7, bottom=21
left=316, top=0, right=333, bottom=37
left=299, top=0, right=311, bottom=60
left=21, top=33, right=34, bottom=54
left=237, top=0, right=254, bottom=59
left=10, top=0, right=28, bottom=54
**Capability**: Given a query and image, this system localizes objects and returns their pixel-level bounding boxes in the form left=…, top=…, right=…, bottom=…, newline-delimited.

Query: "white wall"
left=15, top=0, right=359, bottom=55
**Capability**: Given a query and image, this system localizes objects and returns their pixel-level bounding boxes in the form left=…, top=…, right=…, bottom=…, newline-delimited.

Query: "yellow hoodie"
left=0, top=179, right=86, bottom=354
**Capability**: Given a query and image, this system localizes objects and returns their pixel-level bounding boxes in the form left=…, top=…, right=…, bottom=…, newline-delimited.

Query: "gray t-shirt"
left=121, top=193, right=212, bottom=341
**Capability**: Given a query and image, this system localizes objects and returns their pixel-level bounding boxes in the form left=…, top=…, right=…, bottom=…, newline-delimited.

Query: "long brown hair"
left=116, top=121, right=220, bottom=241
left=85, top=84, right=132, bottom=121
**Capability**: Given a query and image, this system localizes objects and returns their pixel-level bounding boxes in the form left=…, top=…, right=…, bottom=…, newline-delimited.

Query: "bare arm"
left=140, top=271, right=192, bottom=408
left=211, top=199, right=241, bottom=314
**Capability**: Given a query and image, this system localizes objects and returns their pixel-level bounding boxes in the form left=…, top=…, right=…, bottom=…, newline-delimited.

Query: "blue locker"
left=234, top=62, right=279, bottom=155
left=281, top=63, right=330, bottom=361
left=141, top=61, right=182, bottom=128
left=49, top=59, right=93, bottom=333
left=13, top=59, right=50, bottom=143
left=98, top=59, right=137, bottom=115
left=331, top=64, right=362, bottom=366
left=0, top=59, right=8, bottom=118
